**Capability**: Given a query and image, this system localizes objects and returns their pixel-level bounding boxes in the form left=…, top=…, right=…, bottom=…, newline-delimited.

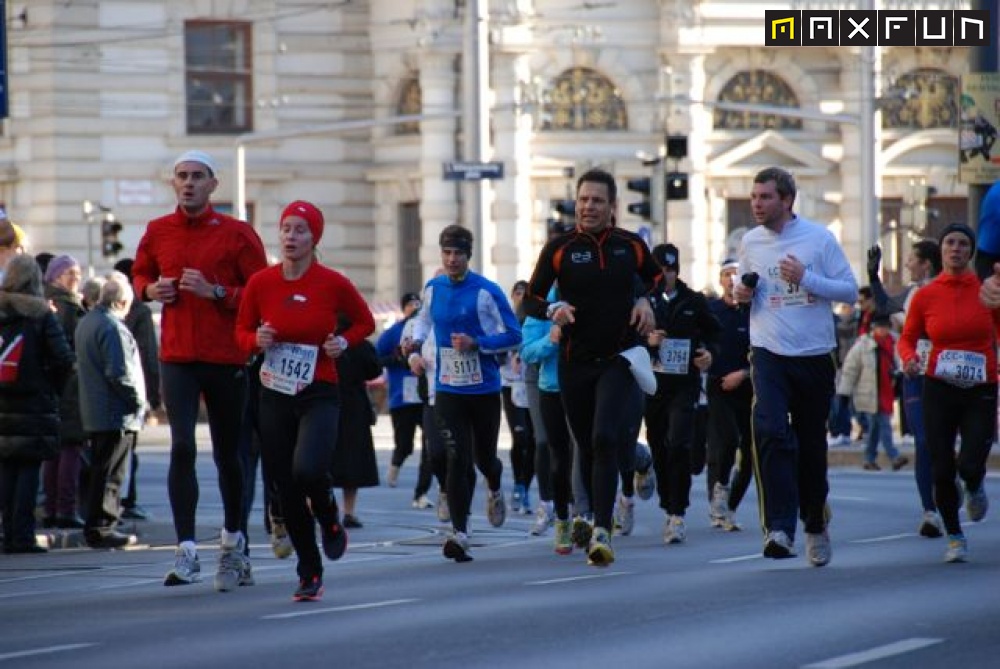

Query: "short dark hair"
left=858, top=285, right=872, bottom=299
left=439, top=224, right=473, bottom=255
left=576, top=168, right=617, bottom=203
left=754, top=167, right=797, bottom=201
left=912, top=239, right=942, bottom=275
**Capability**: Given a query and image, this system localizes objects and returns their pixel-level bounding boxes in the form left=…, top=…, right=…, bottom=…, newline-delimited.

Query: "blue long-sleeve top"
left=409, top=271, right=522, bottom=395
left=519, top=315, right=560, bottom=393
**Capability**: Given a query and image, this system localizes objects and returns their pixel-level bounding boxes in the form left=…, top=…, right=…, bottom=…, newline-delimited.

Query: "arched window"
left=540, top=67, right=627, bottom=131
left=396, top=76, right=422, bottom=135
left=713, top=70, right=802, bottom=130
left=882, top=68, right=959, bottom=130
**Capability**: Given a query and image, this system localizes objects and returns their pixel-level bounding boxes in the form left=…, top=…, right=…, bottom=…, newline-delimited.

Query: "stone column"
left=490, top=51, right=535, bottom=288
left=419, top=51, right=460, bottom=280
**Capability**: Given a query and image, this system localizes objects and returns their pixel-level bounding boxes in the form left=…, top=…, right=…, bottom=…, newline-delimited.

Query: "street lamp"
left=82, top=200, right=95, bottom=277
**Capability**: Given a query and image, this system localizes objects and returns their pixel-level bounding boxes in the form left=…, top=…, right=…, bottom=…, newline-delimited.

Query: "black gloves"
left=866, top=245, right=882, bottom=281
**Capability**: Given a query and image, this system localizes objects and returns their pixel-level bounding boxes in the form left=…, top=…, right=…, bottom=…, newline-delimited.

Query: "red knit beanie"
left=281, top=200, right=324, bottom=246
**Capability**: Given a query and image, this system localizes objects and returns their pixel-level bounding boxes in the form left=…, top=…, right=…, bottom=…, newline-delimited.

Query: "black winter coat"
left=45, top=283, right=86, bottom=442
left=0, top=292, right=75, bottom=462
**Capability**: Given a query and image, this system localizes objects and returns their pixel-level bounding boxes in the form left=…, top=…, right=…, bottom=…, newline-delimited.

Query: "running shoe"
left=387, top=465, right=400, bottom=488
left=571, top=515, right=593, bottom=549
left=918, top=511, right=944, bottom=539
left=486, top=489, right=506, bottom=528
left=412, top=495, right=433, bottom=510
left=271, top=521, right=294, bottom=559
left=436, top=493, right=451, bottom=523
left=763, top=530, right=796, bottom=559
left=510, top=484, right=525, bottom=515
left=805, top=530, right=831, bottom=567
left=586, top=527, right=614, bottom=567
left=965, top=483, right=989, bottom=522
left=663, top=515, right=686, bottom=545
left=710, top=482, right=729, bottom=527
left=321, top=519, right=349, bottom=561
left=944, top=534, right=968, bottom=563
left=614, top=495, right=635, bottom=536
left=443, top=531, right=473, bottom=563
left=215, top=533, right=253, bottom=592
left=553, top=520, right=573, bottom=555
left=531, top=503, right=554, bottom=536
left=164, top=546, right=201, bottom=586
left=293, top=576, right=324, bottom=602
left=721, top=510, right=742, bottom=532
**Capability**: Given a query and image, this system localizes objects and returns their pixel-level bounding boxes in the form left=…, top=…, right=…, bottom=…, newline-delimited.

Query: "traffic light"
left=547, top=199, right=576, bottom=236
left=627, top=177, right=652, bottom=220
left=912, top=184, right=938, bottom=234
left=666, top=172, right=689, bottom=201
left=101, top=210, right=123, bottom=258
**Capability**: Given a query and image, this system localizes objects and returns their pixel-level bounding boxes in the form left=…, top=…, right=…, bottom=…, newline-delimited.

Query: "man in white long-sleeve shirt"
left=734, top=167, right=858, bottom=567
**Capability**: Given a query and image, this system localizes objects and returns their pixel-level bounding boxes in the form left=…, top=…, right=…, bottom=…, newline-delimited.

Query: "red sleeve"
left=132, top=223, right=160, bottom=302
left=222, top=226, right=269, bottom=312
left=336, top=273, right=375, bottom=345
left=897, top=287, right=928, bottom=364
left=234, top=274, right=264, bottom=356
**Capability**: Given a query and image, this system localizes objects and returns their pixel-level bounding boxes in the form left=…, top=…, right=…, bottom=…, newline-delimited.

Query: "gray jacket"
left=75, top=305, right=146, bottom=433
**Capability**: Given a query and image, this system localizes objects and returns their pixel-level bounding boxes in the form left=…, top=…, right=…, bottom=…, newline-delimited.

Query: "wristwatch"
left=213, top=284, right=227, bottom=300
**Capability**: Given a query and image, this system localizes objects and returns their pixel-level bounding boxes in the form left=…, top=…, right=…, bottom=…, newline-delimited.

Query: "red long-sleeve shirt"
left=898, top=270, right=1000, bottom=384
left=235, top=261, right=375, bottom=385
left=132, top=205, right=268, bottom=365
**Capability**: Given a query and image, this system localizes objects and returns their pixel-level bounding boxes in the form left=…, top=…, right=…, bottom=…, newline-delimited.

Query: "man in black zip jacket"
left=524, top=168, right=659, bottom=567
left=643, top=243, right=721, bottom=546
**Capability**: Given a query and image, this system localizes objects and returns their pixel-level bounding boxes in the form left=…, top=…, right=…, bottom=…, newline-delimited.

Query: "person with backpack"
left=0, top=255, right=75, bottom=553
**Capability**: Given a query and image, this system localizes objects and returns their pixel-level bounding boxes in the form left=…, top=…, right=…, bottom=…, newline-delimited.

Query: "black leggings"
left=434, top=391, right=503, bottom=534
left=258, top=382, right=340, bottom=581
left=644, top=375, right=699, bottom=517
left=921, top=377, right=997, bottom=536
left=540, top=390, right=573, bottom=519
left=525, top=377, right=553, bottom=502
left=559, top=357, right=643, bottom=532
left=706, top=379, right=754, bottom=512
left=390, top=404, right=424, bottom=468
left=161, top=362, right=246, bottom=542
left=418, top=403, right=449, bottom=496
left=502, top=386, right=535, bottom=489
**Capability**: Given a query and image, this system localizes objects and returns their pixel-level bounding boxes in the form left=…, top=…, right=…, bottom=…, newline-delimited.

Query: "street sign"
left=442, top=161, right=505, bottom=181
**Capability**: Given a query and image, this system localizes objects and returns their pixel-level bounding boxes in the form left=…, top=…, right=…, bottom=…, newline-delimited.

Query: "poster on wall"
left=959, top=73, right=1000, bottom=184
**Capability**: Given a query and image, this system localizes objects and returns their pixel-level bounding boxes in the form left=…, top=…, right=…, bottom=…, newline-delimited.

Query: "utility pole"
left=859, top=0, right=879, bottom=253
left=463, top=0, right=490, bottom=272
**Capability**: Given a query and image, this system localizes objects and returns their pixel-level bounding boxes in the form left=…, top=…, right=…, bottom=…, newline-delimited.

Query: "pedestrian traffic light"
left=101, top=210, right=123, bottom=258
left=547, top=199, right=576, bottom=235
left=627, top=177, right=652, bottom=220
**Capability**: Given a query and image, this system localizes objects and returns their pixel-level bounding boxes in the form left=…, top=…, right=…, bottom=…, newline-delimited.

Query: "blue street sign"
left=442, top=161, right=505, bottom=181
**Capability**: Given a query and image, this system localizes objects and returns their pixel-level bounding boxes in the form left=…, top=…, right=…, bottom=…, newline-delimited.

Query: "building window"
left=540, top=67, right=627, bottom=131
left=398, top=202, right=422, bottom=293
left=713, top=70, right=802, bottom=130
left=882, top=68, right=959, bottom=130
left=396, top=77, right=422, bottom=135
left=185, top=21, right=253, bottom=134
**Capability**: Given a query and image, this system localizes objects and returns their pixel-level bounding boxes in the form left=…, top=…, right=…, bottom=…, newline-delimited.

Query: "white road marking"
left=525, top=571, right=632, bottom=586
left=0, top=643, right=99, bottom=662
left=262, top=598, right=418, bottom=620
left=710, top=553, right=764, bottom=564
left=851, top=534, right=911, bottom=544
left=802, top=637, right=943, bottom=668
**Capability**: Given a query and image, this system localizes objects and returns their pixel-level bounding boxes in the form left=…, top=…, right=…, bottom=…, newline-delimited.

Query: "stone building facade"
left=0, top=0, right=974, bottom=304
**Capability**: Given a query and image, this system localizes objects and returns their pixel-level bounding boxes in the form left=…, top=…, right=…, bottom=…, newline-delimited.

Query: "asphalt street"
left=1, top=418, right=998, bottom=669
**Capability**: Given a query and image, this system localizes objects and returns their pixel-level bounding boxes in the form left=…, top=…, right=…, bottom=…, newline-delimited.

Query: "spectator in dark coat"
left=330, top=317, right=381, bottom=528
left=0, top=255, right=75, bottom=553
left=113, top=257, right=161, bottom=520
left=76, top=272, right=146, bottom=549
left=41, top=254, right=88, bottom=529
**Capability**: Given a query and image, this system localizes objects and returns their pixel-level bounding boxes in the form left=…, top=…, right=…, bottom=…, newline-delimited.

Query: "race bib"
left=659, top=338, right=691, bottom=375
left=935, top=349, right=987, bottom=388
left=438, top=347, right=483, bottom=387
left=260, top=343, right=319, bottom=395
left=766, top=279, right=815, bottom=308
left=402, top=375, right=421, bottom=404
